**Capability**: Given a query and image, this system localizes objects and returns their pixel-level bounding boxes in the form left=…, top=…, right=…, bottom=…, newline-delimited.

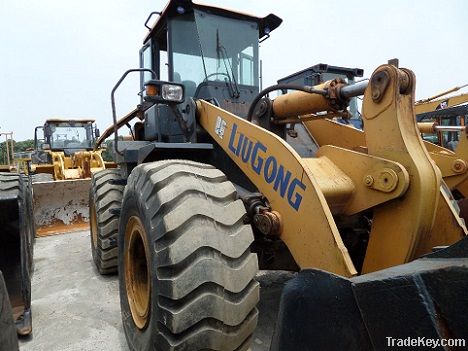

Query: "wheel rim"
left=90, top=202, right=98, bottom=249
left=124, top=216, right=151, bottom=330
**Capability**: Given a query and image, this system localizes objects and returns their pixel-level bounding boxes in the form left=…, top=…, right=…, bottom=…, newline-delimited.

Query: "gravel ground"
left=19, top=231, right=294, bottom=351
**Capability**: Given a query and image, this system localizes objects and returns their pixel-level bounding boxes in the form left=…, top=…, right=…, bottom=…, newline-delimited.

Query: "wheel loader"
left=89, top=1, right=468, bottom=350
left=31, top=118, right=113, bottom=235
left=417, top=103, right=468, bottom=149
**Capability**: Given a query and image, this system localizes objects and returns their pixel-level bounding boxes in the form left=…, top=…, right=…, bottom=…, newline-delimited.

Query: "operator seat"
left=173, top=72, right=182, bottom=83
left=173, top=71, right=196, bottom=97
left=182, top=80, right=197, bottom=97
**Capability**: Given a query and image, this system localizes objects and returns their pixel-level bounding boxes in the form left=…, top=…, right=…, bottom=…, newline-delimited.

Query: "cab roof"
left=45, top=118, right=95, bottom=124
left=144, top=0, right=282, bottom=49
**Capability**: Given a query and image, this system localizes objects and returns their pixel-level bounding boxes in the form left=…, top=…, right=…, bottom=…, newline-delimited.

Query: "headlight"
left=162, top=84, right=184, bottom=103
left=144, top=80, right=184, bottom=104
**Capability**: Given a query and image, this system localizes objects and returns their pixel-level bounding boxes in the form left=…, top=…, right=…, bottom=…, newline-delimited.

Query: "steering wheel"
left=203, top=72, right=231, bottom=82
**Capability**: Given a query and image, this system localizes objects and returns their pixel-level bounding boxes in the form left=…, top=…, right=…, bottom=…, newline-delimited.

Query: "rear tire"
left=0, top=271, right=19, bottom=350
left=119, top=160, right=259, bottom=351
left=89, top=169, right=124, bottom=275
left=0, top=173, right=33, bottom=335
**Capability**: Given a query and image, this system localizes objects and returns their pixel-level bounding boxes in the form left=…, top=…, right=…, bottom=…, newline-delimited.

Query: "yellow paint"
left=197, top=100, right=357, bottom=276
left=196, top=64, right=466, bottom=277
left=361, top=65, right=465, bottom=272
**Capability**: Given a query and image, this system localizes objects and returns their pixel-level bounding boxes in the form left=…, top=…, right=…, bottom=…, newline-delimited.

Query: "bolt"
left=453, top=160, right=466, bottom=173
left=364, top=175, right=374, bottom=187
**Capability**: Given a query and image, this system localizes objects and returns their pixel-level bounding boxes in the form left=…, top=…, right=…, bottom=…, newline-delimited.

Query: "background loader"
left=89, top=1, right=468, bottom=350
left=31, top=118, right=113, bottom=236
left=0, top=119, right=109, bottom=338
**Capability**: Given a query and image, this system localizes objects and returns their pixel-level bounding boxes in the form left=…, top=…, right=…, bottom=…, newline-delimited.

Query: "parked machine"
left=89, top=1, right=468, bottom=350
left=32, top=119, right=105, bottom=180
left=415, top=86, right=468, bottom=150
left=414, top=83, right=468, bottom=114
left=0, top=120, right=111, bottom=339
left=31, top=118, right=112, bottom=235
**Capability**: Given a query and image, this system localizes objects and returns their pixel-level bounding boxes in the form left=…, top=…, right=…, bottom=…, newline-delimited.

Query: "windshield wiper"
left=216, top=30, right=240, bottom=98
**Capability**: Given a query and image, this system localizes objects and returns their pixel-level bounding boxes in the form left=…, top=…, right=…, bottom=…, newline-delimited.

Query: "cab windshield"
left=170, top=10, right=259, bottom=96
left=47, top=123, right=94, bottom=150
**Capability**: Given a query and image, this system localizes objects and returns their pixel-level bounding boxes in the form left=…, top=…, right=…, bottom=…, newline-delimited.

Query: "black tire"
left=23, top=176, right=35, bottom=267
left=0, top=271, right=19, bottom=351
left=0, top=173, right=33, bottom=335
left=119, top=160, right=259, bottom=351
left=89, top=169, right=124, bottom=274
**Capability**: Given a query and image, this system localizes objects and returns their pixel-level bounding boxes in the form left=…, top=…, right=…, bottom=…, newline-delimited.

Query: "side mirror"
left=95, top=128, right=100, bottom=138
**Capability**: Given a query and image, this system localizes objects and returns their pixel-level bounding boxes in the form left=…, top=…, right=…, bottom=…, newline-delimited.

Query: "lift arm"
left=414, top=83, right=468, bottom=114
left=197, top=99, right=358, bottom=276
left=197, top=64, right=466, bottom=274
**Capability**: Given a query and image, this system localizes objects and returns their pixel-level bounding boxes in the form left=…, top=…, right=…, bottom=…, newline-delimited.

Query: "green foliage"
left=101, top=139, right=114, bottom=162
left=0, top=137, right=116, bottom=164
left=15, top=139, right=35, bottom=152
left=0, top=139, right=35, bottom=164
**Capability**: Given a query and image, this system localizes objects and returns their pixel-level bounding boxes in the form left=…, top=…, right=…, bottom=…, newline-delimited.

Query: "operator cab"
left=35, top=119, right=99, bottom=157
left=140, top=0, right=281, bottom=119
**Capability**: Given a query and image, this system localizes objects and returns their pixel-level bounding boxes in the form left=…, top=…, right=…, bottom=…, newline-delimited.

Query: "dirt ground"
left=19, top=231, right=293, bottom=351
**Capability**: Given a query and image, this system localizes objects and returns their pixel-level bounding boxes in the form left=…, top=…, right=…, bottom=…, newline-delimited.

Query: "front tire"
left=119, top=160, right=259, bottom=351
left=89, top=169, right=124, bottom=274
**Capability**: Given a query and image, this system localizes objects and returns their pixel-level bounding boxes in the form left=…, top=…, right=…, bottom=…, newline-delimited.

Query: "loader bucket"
left=271, top=237, right=468, bottom=351
left=33, top=179, right=91, bottom=236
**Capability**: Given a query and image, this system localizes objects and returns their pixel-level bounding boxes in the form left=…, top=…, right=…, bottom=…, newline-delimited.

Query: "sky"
left=0, top=0, right=467, bottom=141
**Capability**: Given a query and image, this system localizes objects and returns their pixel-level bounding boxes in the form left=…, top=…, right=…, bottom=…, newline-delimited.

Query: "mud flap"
left=33, top=179, right=90, bottom=236
left=271, top=237, right=468, bottom=351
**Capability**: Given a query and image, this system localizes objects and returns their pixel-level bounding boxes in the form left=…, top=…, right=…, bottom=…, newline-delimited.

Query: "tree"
left=101, top=139, right=114, bottom=162
left=0, top=139, right=35, bottom=164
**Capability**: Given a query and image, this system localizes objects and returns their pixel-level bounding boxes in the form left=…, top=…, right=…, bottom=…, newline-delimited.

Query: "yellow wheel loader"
left=90, top=1, right=468, bottom=350
left=31, top=118, right=113, bottom=235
